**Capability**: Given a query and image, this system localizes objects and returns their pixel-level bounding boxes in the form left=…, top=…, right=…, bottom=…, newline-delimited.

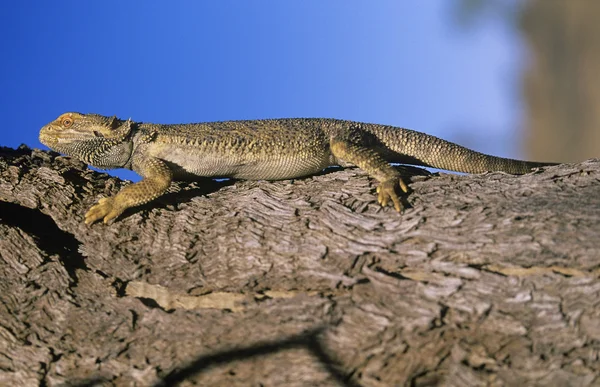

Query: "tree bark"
left=1, top=145, right=599, bottom=386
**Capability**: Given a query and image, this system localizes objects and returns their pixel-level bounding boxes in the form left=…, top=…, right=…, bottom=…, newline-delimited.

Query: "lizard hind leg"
left=330, top=138, right=409, bottom=212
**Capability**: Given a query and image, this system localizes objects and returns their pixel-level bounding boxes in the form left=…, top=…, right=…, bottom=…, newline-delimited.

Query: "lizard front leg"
left=330, top=138, right=409, bottom=211
left=85, top=156, right=173, bottom=224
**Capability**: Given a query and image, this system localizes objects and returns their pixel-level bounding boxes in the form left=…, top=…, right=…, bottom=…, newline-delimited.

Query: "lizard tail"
left=366, top=124, right=558, bottom=174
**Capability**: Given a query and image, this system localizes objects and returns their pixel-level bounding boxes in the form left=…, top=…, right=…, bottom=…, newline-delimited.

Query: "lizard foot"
left=85, top=197, right=126, bottom=225
left=376, top=177, right=409, bottom=212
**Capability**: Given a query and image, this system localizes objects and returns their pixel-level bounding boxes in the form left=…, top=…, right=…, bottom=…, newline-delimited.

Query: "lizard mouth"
left=39, top=123, right=87, bottom=149
left=39, top=125, right=57, bottom=148
left=39, top=124, right=80, bottom=152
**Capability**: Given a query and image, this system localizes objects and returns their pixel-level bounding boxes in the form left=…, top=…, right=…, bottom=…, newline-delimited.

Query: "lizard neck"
left=86, top=138, right=134, bottom=170
left=45, top=136, right=133, bottom=170
left=85, top=119, right=136, bottom=169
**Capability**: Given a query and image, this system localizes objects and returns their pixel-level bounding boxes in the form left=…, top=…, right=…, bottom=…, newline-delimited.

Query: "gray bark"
left=1, top=145, right=599, bottom=386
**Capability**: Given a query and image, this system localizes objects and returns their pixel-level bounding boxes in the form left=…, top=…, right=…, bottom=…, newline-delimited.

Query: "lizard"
left=39, top=112, right=557, bottom=224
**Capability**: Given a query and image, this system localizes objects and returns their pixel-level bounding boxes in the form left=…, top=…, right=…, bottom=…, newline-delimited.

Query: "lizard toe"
left=376, top=179, right=403, bottom=212
left=85, top=197, right=123, bottom=225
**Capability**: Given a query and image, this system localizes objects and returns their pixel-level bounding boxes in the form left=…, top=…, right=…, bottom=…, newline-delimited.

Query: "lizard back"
left=140, top=118, right=336, bottom=180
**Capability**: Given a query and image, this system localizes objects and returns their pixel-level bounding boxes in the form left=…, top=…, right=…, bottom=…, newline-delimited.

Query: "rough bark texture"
left=1, top=145, right=600, bottom=387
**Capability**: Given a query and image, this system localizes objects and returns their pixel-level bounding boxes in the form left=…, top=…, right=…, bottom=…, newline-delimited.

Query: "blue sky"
left=0, top=1, right=524, bottom=180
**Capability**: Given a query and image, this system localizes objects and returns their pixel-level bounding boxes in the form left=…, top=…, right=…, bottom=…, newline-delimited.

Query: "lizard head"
left=40, top=112, right=135, bottom=169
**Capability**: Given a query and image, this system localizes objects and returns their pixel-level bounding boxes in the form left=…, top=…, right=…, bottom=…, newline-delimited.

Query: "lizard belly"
left=229, top=156, right=332, bottom=180
left=149, top=145, right=334, bottom=180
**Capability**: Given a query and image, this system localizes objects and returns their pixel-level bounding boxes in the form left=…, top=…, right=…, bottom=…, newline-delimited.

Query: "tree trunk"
left=522, top=0, right=600, bottom=162
left=1, top=146, right=599, bottom=386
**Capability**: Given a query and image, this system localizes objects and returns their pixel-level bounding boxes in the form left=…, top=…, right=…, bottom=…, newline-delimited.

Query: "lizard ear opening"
left=99, top=115, right=133, bottom=141
left=109, top=115, right=119, bottom=129
left=112, top=117, right=133, bottom=140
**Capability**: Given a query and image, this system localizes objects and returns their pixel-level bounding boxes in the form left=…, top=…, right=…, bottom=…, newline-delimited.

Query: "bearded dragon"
left=39, top=112, right=556, bottom=224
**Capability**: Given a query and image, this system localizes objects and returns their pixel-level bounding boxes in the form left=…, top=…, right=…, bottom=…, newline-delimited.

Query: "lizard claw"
left=398, top=177, right=409, bottom=193
left=85, top=197, right=125, bottom=225
left=376, top=177, right=408, bottom=212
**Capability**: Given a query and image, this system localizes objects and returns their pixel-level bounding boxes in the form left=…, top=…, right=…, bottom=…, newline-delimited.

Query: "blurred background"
left=1, top=1, right=598, bottom=181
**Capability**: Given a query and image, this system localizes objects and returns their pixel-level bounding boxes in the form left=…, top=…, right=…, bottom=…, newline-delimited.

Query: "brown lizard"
left=39, top=112, right=557, bottom=224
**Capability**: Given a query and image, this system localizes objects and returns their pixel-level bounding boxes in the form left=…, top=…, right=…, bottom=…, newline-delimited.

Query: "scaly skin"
left=39, top=112, right=557, bottom=224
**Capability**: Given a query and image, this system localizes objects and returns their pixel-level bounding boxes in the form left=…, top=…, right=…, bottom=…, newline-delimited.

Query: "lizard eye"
left=61, top=117, right=73, bottom=127
left=93, top=131, right=103, bottom=138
